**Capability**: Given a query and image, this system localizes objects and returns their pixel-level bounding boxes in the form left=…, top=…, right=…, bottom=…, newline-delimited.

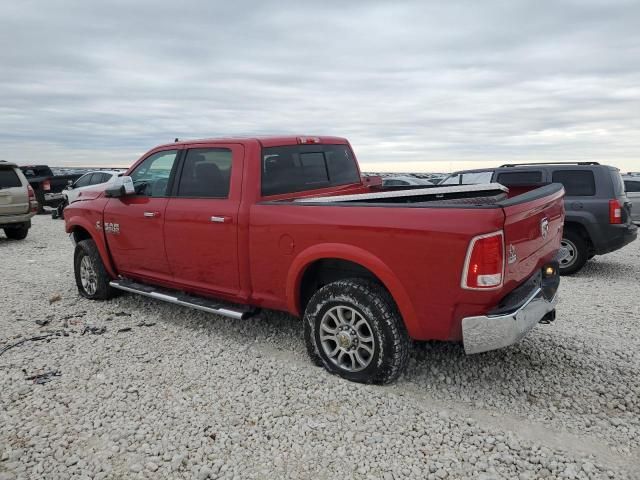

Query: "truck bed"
left=289, top=183, right=560, bottom=209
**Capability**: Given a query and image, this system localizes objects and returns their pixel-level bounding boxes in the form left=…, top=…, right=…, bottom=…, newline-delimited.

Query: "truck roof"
left=154, top=135, right=350, bottom=149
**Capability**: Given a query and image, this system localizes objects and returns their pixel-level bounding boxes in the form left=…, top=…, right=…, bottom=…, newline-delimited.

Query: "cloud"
left=1, top=0, right=639, bottom=171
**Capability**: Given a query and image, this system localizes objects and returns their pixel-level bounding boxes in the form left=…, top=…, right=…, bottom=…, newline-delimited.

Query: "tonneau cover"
left=294, top=183, right=509, bottom=203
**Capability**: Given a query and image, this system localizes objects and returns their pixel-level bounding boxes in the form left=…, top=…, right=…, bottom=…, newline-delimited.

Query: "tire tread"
left=304, top=278, right=410, bottom=384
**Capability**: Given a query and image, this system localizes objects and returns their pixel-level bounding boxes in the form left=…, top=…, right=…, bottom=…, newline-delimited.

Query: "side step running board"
left=109, top=279, right=256, bottom=320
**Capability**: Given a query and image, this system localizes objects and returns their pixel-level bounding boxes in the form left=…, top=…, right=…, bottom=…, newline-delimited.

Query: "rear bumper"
left=0, top=213, right=35, bottom=227
left=462, top=265, right=559, bottom=354
left=595, top=223, right=637, bottom=254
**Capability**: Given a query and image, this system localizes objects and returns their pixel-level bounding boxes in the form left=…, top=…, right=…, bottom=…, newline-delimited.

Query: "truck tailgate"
left=500, top=184, right=565, bottom=289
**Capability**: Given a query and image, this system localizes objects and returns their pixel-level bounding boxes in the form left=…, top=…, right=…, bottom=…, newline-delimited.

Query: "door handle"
left=210, top=215, right=232, bottom=223
left=143, top=211, right=160, bottom=218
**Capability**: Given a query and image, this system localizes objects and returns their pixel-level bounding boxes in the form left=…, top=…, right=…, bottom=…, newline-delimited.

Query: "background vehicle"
left=439, top=162, right=637, bottom=274
left=382, top=175, right=435, bottom=187
left=52, top=170, right=121, bottom=219
left=622, top=175, right=640, bottom=224
left=0, top=161, right=38, bottom=240
left=65, top=136, right=563, bottom=384
left=19, top=165, right=83, bottom=213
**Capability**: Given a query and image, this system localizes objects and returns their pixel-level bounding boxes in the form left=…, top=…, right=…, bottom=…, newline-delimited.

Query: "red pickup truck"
left=64, top=136, right=564, bottom=384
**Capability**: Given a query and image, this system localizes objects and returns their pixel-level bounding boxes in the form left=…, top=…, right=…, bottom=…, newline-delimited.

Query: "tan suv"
left=0, top=160, right=38, bottom=240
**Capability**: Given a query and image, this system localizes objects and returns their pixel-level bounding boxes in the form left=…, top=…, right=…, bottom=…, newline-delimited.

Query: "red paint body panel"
left=65, top=136, right=564, bottom=342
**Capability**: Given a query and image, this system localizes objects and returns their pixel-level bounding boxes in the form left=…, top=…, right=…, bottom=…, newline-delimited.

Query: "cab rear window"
left=0, top=169, right=22, bottom=189
left=262, top=144, right=360, bottom=196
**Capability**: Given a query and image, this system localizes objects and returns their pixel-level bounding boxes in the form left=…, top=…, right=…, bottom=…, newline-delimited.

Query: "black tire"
left=51, top=209, right=59, bottom=219
left=3, top=224, right=29, bottom=240
left=559, top=229, right=589, bottom=275
left=303, top=278, right=410, bottom=384
left=74, top=239, right=115, bottom=300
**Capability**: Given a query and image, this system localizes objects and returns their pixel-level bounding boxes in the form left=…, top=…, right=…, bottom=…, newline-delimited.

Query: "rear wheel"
left=303, top=278, right=410, bottom=384
left=3, top=223, right=29, bottom=240
left=74, top=239, right=115, bottom=300
left=559, top=230, right=588, bottom=275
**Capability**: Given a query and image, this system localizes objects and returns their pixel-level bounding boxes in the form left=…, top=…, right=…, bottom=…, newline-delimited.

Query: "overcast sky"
left=1, top=0, right=639, bottom=172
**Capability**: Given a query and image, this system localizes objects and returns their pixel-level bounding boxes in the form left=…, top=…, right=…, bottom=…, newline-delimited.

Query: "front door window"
left=130, top=150, right=179, bottom=197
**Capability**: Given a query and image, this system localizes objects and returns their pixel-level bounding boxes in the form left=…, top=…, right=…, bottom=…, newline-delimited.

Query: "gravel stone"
left=0, top=216, right=639, bottom=479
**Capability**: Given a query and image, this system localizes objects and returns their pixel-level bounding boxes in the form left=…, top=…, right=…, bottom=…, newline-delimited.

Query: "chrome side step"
left=109, top=279, right=256, bottom=320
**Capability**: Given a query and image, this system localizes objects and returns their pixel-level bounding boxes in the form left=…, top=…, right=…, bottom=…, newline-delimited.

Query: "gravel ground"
left=1, top=216, right=639, bottom=479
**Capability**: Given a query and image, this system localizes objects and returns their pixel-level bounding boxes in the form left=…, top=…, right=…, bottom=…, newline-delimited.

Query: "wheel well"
left=563, top=222, right=593, bottom=251
left=299, top=258, right=386, bottom=313
left=71, top=226, right=92, bottom=243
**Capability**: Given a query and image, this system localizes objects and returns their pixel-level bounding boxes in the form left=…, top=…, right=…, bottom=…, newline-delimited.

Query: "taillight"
left=42, top=179, right=51, bottom=191
left=609, top=199, right=622, bottom=224
left=461, top=231, right=505, bottom=290
left=27, top=185, right=38, bottom=213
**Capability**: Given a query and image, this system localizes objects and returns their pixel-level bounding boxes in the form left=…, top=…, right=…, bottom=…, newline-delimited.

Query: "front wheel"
left=74, top=239, right=115, bottom=300
left=303, top=278, right=410, bottom=384
left=558, top=230, right=588, bottom=275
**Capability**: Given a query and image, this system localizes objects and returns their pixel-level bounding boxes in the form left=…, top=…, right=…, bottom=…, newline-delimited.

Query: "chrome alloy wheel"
left=319, top=306, right=375, bottom=372
left=80, top=255, right=98, bottom=296
left=559, top=239, right=577, bottom=268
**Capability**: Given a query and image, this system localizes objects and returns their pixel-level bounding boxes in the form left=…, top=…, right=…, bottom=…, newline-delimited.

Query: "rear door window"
left=551, top=170, right=596, bottom=196
left=74, top=173, right=93, bottom=188
left=177, top=148, right=232, bottom=198
left=496, top=170, right=543, bottom=186
left=89, top=173, right=105, bottom=184
left=0, top=168, right=22, bottom=188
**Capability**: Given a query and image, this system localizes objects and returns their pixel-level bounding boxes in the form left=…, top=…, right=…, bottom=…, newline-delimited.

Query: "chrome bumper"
left=462, top=288, right=558, bottom=354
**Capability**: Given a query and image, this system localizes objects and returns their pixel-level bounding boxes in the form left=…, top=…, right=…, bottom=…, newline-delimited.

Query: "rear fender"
left=66, top=215, right=117, bottom=278
left=286, top=243, right=420, bottom=338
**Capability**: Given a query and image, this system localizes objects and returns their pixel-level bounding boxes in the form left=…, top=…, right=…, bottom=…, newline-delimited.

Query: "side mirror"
left=105, top=176, right=135, bottom=198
